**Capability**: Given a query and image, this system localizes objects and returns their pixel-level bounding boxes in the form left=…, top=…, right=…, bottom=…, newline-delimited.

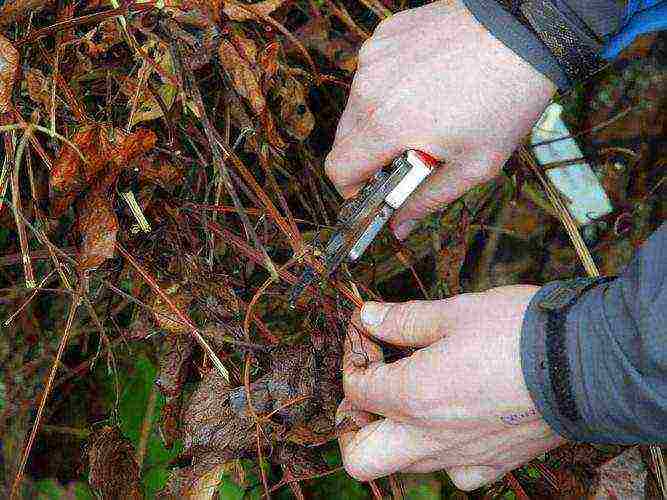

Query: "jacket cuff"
left=521, top=277, right=614, bottom=441
left=462, top=0, right=570, bottom=90
left=521, top=282, right=577, bottom=440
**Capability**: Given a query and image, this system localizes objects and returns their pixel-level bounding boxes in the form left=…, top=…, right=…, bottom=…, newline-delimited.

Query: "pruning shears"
left=289, top=150, right=439, bottom=307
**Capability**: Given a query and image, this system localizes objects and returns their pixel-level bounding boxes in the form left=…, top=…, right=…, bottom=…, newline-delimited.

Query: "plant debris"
left=0, top=0, right=664, bottom=498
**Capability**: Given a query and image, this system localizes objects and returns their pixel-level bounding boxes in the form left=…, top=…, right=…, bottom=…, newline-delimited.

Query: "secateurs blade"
left=288, top=150, right=438, bottom=307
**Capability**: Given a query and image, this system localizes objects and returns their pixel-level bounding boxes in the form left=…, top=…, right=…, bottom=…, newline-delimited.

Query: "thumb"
left=354, top=298, right=465, bottom=347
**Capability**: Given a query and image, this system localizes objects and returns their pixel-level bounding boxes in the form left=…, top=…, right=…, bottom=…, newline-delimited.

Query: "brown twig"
left=10, top=286, right=83, bottom=499
left=116, top=243, right=231, bottom=382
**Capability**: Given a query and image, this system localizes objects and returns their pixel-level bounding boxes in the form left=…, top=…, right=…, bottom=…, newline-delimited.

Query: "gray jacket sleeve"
left=461, top=0, right=625, bottom=89
left=521, top=223, right=667, bottom=443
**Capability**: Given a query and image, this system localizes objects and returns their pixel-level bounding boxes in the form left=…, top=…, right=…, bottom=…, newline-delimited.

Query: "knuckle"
left=449, top=466, right=499, bottom=492
left=393, top=301, right=422, bottom=340
left=324, top=155, right=338, bottom=181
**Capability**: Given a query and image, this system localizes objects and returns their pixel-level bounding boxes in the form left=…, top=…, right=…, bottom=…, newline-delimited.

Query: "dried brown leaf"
left=223, top=0, right=286, bottom=21
left=87, top=426, right=142, bottom=500
left=0, top=0, right=51, bottom=28
left=137, top=156, right=185, bottom=191
left=160, top=401, right=182, bottom=450
left=161, top=460, right=227, bottom=499
left=76, top=190, right=118, bottom=272
left=262, top=111, right=287, bottom=150
left=50, top=126, right=156, bottom=216
left=279, top=443, right=329, bottom=480
left=151, top=285, right=192, bottom=335
left=278, top=77, right=314, bottom=141
left=81, top=20, right=123, bottom=58
left=258, top=41, right=280, bottom=84
left=181, top=370, right=262, bottom=461
left=25, top=68, right=50, bottom=109
left=218, top=39, right=266, bottom=114
left=0, top=34, right=19, bottom=114
left=295, top=16, right=357, bottom=73
left=156, top=332, right=194, bottom=397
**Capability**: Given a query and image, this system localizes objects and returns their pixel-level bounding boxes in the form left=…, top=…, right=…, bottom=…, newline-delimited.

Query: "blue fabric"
left=602, top=0, right=667, bottom=58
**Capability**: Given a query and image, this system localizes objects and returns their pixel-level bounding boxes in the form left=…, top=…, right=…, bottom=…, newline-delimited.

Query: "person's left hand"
left=337, top=286, right=566, bottom=490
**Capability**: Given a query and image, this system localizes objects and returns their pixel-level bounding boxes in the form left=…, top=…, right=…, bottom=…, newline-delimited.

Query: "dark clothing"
left=459, top=0, right=667, bottom=444
left=521, top=224, right=666, bottom=443
left=462, top=0, right=667, bottom=88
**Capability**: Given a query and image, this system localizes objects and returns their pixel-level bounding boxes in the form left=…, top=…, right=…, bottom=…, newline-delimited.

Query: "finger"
left=343, top=320, right=383, bottom=372
left=333, top=69, right=375, bottom=142
left=343, top=320, right=411, bottom=416
left=447, top=465, right=503, bottom=492
left=339, top=417, right=441, bottom=481
left=325, top=120, right=403, bottom=199
left=353, top=295, right=485, bottom=348
left=391, top=152, right=504, bottom=240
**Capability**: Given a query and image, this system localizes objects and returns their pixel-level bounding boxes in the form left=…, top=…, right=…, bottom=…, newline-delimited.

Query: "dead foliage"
left=0, top=0, right=664, bottom=499
left=86, top=425, right=143, bottom=500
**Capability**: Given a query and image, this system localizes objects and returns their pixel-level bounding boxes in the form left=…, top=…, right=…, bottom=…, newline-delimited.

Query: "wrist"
left=462, top=0, right=569, bottom=89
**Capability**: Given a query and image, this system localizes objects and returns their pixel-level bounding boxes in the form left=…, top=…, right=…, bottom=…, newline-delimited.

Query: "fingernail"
left=360, top=302, right=389, bottom=328
left=393, top=219, right=418, bottom=240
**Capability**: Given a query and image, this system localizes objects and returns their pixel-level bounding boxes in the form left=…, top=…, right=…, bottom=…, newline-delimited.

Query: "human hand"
left=336, top=286, right=566, bottom=490
left=325, top=0, right=555, bottom=239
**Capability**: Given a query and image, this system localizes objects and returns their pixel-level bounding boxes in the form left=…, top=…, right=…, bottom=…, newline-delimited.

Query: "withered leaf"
left=436, top=209, right=470, bottom=296
left=0, top=34, right=19, bottom=114
left=223, top=0, right=286, bottom=21
left=81, top=20, right=123, bottom=58
left=278, top=77, right=314, bottom=141
left=181, top=370, right=266, bottom=461
left=151, top=284, right=192, bottom=335
left=0, top=0, right=51, bottom=28
left=262, top=111, right=287, bottom=150
left=137, top=156, right=185, bottom=191
left=128, top=47, right=178, bottom=125
left=295, top=16, right=357, bottom=73
left=218, top=39, right=266, bottom=115
left=87, top=425, right=142, bottom=500
left=50, top=125, right=156, bottom=216
left=279, top=443, right=330, bottom=480
left=25, top=68, right=50, bottom=109
left=258, top=41, right=280, bottom=84
left=156, top=332, right=193, bottom=398
left=188, top=265, right=240, bottom=320
left=76, top=189, right=118, bottom=272
left=160, top=401, right=182, bottom=451
left=161, top=460, right=227, bottom=499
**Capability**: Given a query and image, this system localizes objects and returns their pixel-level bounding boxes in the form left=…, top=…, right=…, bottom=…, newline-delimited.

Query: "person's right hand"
left=325, top=0, right=556, bottom=239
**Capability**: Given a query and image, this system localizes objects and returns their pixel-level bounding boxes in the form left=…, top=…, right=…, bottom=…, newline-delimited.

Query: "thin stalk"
left=116, top=243, right=230, bottom=383
left=10, top=289, right=82, bottom=499
left=12, top=129, right=36, bottom=288
left=520, top=145, right=667, bottom=499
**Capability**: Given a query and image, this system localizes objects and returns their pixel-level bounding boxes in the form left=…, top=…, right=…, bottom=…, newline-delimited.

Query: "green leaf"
left=34, top=479, right=94, bottom=500
left=526, top=466, right=541, bottom=480
left=502, top=490, right=517, bottom=500
left=105, top=354, right=182, bottom=497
